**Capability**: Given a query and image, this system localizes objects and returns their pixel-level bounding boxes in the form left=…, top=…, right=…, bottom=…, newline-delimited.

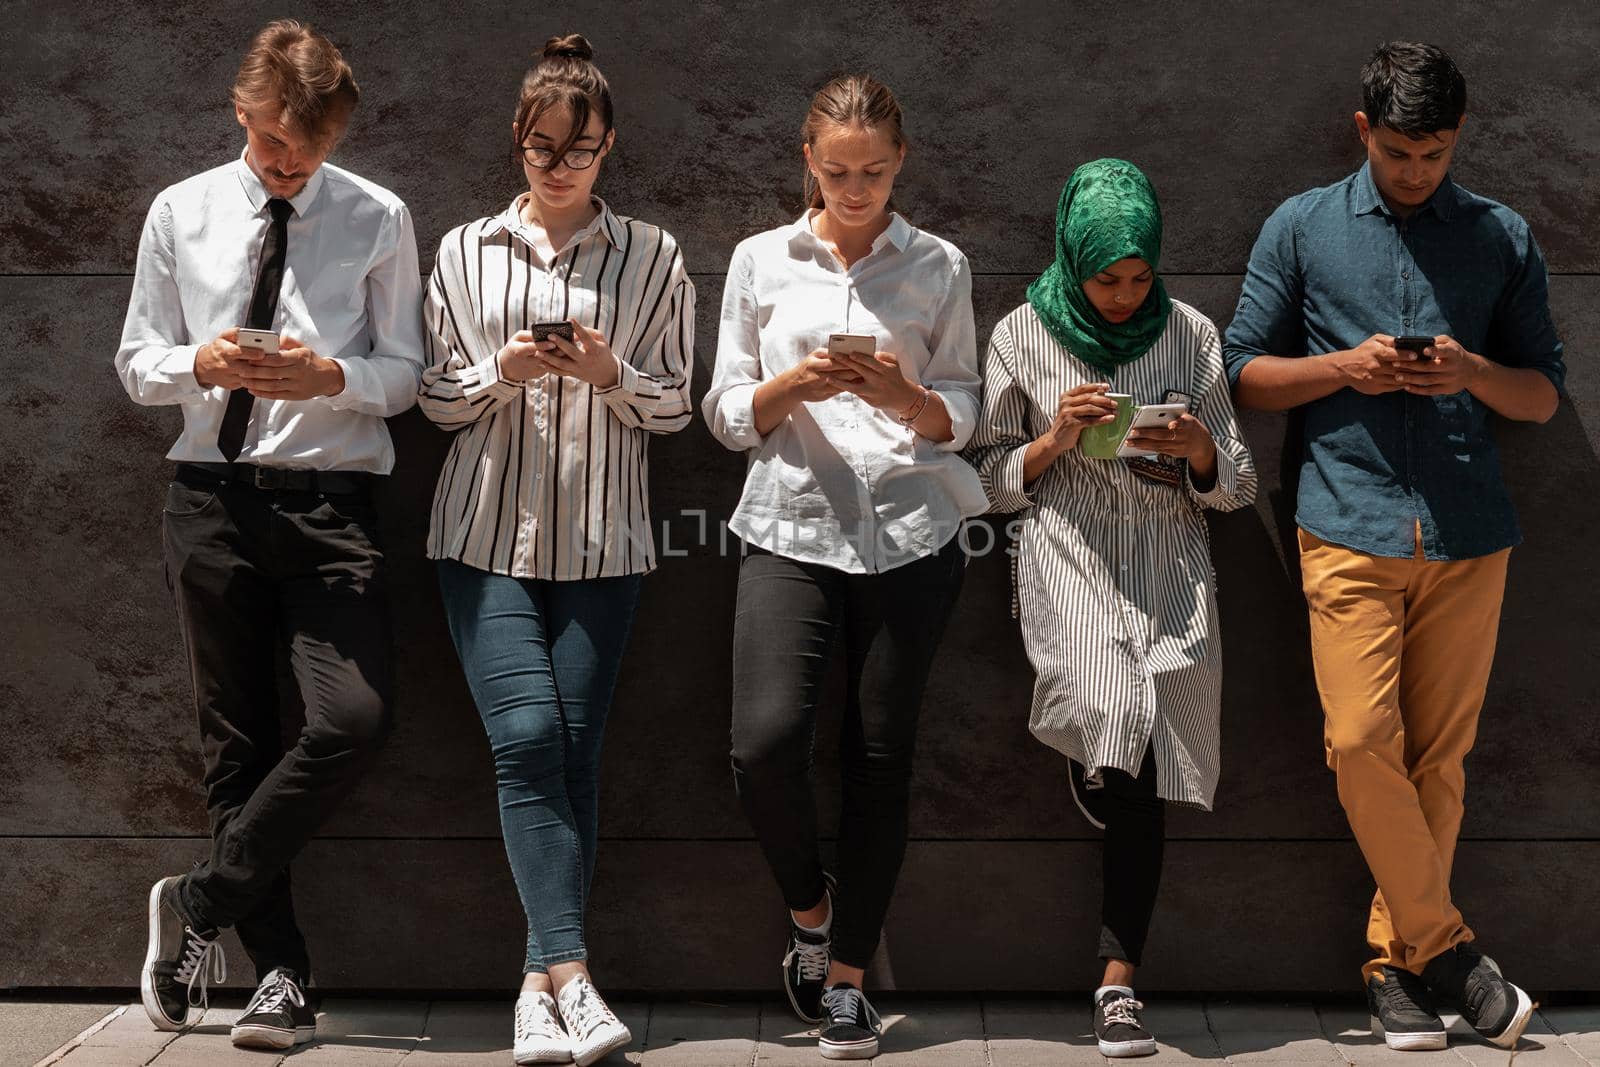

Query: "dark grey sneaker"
left=1368, top=966, right=1447, bottom=1050
left=782, top=872, right=837, bottom=1023
left=1421, top=943, right=1534, bottom=1049
left=818, top=983, right=881, bottom=1060
left=231, top=966, right=316, bottom=1050
left=140, top=875, right=226, bottom=1031
left=1094, top=989, right=1157, bottom=1057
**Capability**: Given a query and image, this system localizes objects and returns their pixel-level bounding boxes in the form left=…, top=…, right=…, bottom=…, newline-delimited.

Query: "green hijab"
left=1026, top=158, right=1172, bottom=375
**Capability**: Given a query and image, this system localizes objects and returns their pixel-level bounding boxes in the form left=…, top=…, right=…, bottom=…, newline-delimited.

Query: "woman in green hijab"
left=966, top=159, right=1257, bottom=1056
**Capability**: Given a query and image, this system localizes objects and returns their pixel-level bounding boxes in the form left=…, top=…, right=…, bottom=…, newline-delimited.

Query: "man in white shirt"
left=114, top=19, right=424, bottom=1050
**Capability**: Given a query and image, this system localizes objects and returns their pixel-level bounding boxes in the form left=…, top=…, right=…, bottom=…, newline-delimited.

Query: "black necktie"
left=217, top=197, right=292, bottom=462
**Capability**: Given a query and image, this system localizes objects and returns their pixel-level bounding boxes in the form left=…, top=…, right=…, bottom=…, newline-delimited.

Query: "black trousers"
left=730, top=539, right=966, bottom=968
left=161, top=468, right=394, bottom=983
left=1078, top=749, right=1166, bottom=967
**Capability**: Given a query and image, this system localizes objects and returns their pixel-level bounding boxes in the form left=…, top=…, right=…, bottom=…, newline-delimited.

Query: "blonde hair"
left=231, top=19, right=359, bottom=146
left=801, top=74, right=907, bottom=209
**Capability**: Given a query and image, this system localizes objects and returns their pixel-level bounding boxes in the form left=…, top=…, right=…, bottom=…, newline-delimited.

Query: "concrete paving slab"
left=1214, top=1033, right=1344, bottom=1063
left=311, top=998, right=426, bottom=1049
left=987, top=1035, right=1108, bottom=1066
left=1207, top=1002, right=1326, bottom=1034
left=753, top=1000, right=822, bottom=1066
left=76, top=1005, right=178, bottom=1050
left=639, top=1001, right=757, bottom=1066
left=1450, top=1030, right=1587, bottom=1067
left=285, top=1049, right=410, bottom=1065
left=1316, top=1006, right=1462, bottom=1065
left=0, top=998, right=121, bottom=1067
left=52, top=1048, right=167, bottom=1066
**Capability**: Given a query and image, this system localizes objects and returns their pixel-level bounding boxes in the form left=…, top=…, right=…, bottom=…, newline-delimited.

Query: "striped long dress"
left=967, top=301, right=1256, bottom=808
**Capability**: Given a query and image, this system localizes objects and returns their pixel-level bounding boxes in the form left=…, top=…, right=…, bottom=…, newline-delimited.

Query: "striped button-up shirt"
left=418, top=196, right=694, bottom=580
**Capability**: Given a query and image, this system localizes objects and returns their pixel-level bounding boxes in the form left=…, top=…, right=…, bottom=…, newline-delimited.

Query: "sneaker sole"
left=140, top=877, right=192, bottom=1032
left=573, top=1028, right=631, bottom=1067
left=820, top=1035, right=879, bottom=1060
left=1069, top=767, right=1107, bottom=831
left=1100, top=1035, right=1159, bottom=1057
left=1482, top=981, right=1534, bottom=1050
left=513, top=1046, right=574, bottom=1066
left=1370, top=1015, right=1448, bottom=1051
left=231, top=1023, right=316, bottom=1050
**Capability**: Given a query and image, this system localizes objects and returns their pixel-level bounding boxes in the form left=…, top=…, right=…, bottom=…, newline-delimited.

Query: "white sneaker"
left=557, top=976, right=631, bottom=1067
left=514, top=991, right=572, bottom=1064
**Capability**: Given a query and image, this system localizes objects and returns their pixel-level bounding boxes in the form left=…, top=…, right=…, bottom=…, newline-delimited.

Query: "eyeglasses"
left=520, top=143, right=604, bottom=171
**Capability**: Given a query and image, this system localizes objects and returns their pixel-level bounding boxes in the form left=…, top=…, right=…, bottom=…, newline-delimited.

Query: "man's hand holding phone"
left=1391, top=335, right=1483, bottom=395
left=233, top=333, right=345, bottom=400
left=1325, top=334, right=1415, bottom=396
left=194, top=327, right=258, bottom=391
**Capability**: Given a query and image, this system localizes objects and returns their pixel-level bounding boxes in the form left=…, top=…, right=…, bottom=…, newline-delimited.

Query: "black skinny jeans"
left=1080, top=749, right=1166, bottom=967
left=730, top=538, right=966, bottom=968
left=162, top=469, right=394, bottom=982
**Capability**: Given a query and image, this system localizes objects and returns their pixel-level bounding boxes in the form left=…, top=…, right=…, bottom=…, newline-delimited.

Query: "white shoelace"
left=244, top=970, right=303, bottom=1016
left=560, top=980, right=619, bottom=1040
left=785, top=936, right=830, bottom=983
left=1103, top=995, right=1146, bottom=1029
left=822, top=986, right=881, bottom=1030
left=175, top=926, right=226, bottom=1010
left=516, top=994, right=565, bottom=1043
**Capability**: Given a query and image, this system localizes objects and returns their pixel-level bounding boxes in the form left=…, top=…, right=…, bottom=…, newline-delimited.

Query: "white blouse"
left=703, top=211, right=988, bottom=574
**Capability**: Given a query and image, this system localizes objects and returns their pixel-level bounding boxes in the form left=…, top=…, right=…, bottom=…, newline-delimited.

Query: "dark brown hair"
left=513, top=34, right=613, bottom=166
left=801, top=74, right=907, bottom=209
left=231, top=19, right=359, bottom=147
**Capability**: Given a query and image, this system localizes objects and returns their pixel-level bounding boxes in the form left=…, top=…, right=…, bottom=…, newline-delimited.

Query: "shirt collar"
left=489, top=194, right=626, bottom=250
left=1353, top=160, right=1457, bottom=222
left=234, top=149, right=324, bottom=217
left=789, top=209, right=913, bottom=258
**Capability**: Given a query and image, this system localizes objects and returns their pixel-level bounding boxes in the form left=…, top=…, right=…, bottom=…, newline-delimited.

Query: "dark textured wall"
left=2, top=1, right=1596, bottom=994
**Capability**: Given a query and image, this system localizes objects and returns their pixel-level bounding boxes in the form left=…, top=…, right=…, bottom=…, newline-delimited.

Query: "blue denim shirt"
left=1223, top=163, right=1565, bottom=561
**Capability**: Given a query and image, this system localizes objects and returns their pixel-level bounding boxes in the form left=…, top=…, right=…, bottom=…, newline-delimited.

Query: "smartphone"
left=1395, top=335, right=1437, bottom=361
left=827, top=333, right=876, bottom=361
left=1117, top=401, right=1191, bottom=459
left=235, top=327, right=280, bottom=354
left=531, top=321, right=576, bottom=343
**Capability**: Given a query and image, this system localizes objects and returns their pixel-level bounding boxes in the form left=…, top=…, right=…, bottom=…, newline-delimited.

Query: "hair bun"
left=542, top=33, right=594, bottom=61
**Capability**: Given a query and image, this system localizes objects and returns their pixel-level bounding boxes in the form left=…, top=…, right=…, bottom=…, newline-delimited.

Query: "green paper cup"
left=1078, top=393, right=1135, bottom=459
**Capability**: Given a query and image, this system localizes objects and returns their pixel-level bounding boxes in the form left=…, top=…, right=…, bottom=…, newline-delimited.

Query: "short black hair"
left=1361, top=41, right=1467, bottom=137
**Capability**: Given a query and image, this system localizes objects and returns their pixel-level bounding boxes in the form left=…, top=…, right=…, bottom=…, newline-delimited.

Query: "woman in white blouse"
left=703, top=73, right=987, bottom=1061
left=416, top=35, right=692, bottom=1067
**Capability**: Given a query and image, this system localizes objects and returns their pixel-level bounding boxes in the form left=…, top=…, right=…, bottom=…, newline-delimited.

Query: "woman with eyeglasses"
left=965, top=158, right=1255, bottom=1057
left=416, top=33, right=693, bottom=1067
left=703, top=74, right=987, bottom=1061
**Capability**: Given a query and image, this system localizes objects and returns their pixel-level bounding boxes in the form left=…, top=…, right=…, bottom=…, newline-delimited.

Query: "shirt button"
left=1402, top=271, right=1411, bottom=279
left=1120, top=563, right=1129, bottom=572
left=1403, top=319, right=1412, bottom=327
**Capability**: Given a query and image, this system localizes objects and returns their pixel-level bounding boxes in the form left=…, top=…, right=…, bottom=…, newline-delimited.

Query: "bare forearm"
left=753, top=375, right=800, bottom=436
left=1022, top=436, right=1067, bottom=484
left=1234, top=354, right=1346, bottom=411
left=1465, top=356, right=1560, bottom=423
left=905, top=390, right=954, bottom=443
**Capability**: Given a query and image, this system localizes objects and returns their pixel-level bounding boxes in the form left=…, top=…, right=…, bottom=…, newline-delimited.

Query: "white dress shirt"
left=703, top=211, right=989, bottom=574
left=418, top=196, right=694, bottom=580
left=115, top=152, right=425, bottom=472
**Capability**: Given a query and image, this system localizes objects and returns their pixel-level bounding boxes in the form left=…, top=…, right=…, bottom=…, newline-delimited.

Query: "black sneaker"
left=1420, top=943, right=1534, bottom=1049
left=1094, top=988, right=1157, bottom=1057
left=140, top=875, right=226, bottom=1031
left=782, top=872, right=837, bottom=1023
left=1368, top=966, right=1447, bottom=1050
left=818, top=983, right=882, bottom=1060
left=1069, top=761, right=1107, bottom=830
left=231, top=966, right=316, bottom=1050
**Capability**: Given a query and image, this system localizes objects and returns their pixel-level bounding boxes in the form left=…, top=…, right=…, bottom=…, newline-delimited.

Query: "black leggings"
left=1078, top=748, right=1166, bottom=967
left=729, top=539, right=966, bottom=967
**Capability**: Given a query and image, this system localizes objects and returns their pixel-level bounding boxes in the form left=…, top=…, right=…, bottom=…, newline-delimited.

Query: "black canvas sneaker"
left=140, top=875, right=226, bottom=1031
left=1069, top=761, right=1108, bottom=830
left=782, top=872, right=838, bottom=1023
left=1421, top=943, right=1534, bottom=1049
left=818, top=983, right=882, bottom=1060
left=1368, top=966, right=1448, bottom=1050
left=1094, top=988, right=1158, bottom=1057
left=231, top=966, right=316, bottom=1049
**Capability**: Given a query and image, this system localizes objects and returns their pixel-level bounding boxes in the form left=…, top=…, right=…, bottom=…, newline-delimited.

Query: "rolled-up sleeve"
left=702, top=250, right=766, bottom=451
left=595, top=240, right=695, bottom=434
left=417, top=228, right=521, bottom=430
left=327, top=202, right=425, bottom=416
left=963, top=320, right=1038, bottom=514
left=1187, top=319, right=1258, bottom=512
left=1486, top=222, right=1565, bottom=394
left=922, top=255, right=982, bottom=452
left=1223, top=199, right=1306, bottom=387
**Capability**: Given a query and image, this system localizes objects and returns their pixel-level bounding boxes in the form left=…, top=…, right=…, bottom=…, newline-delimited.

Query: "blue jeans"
left=437, top=558, right=642, bottom=972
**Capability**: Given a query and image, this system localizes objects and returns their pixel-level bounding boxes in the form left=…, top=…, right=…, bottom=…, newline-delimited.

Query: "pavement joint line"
left=35, top=1003, right=128, bottom=1066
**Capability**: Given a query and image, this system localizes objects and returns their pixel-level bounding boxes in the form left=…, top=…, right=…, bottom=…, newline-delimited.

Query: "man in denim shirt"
left=1225, top=42, right=1562, bottom=1054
